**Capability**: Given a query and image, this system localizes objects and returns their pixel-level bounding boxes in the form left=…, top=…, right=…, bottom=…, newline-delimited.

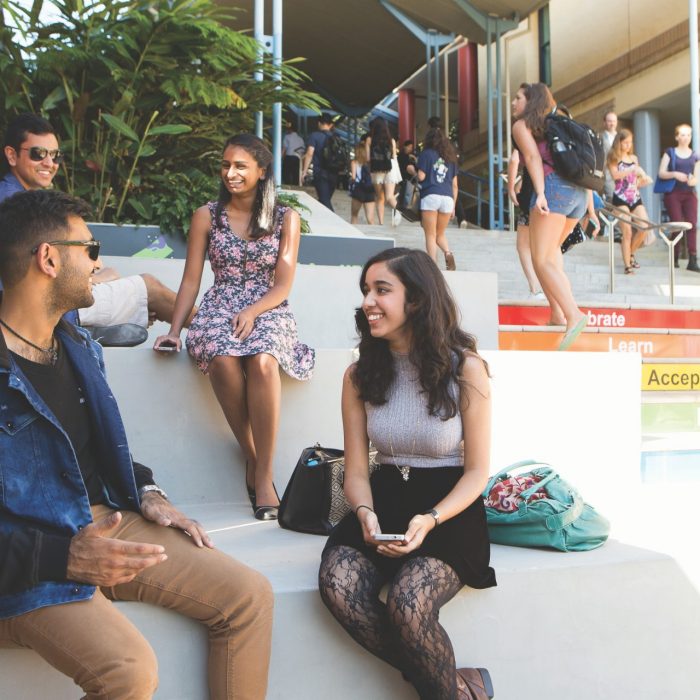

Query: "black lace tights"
left=319, top=546, right=463, bottom=700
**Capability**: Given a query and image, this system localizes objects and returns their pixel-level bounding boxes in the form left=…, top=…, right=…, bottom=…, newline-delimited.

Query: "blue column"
left=633, top=109, right=661, bottom=224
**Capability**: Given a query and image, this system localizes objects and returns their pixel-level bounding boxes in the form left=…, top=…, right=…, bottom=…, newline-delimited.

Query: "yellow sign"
left=642, top=364, right=700, bottom=391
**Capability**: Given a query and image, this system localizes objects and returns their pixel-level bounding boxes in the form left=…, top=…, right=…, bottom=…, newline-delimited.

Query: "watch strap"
left=138, top=484, right=168, bottom=502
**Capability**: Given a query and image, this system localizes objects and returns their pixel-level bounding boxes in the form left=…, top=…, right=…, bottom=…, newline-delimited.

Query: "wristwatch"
left=422, top=509, right=440, bottom=527
left=138, top=484, right=168, bottom=502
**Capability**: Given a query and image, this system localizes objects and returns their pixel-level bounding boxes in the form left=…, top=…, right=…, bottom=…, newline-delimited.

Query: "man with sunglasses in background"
left=0, top=113, right=193, bottom=341
left=0, top=189, right=273, bottom=699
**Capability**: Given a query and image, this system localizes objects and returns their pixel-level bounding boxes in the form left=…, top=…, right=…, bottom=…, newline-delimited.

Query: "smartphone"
left=155, top=342, right=177, bottom=352
left=373, top=534, right=406, bottom=542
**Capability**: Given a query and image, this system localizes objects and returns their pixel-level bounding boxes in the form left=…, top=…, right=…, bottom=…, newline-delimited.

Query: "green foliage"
left=276, top=191, right=311, bottom=234
left=1, top=0, right=326, bottom=234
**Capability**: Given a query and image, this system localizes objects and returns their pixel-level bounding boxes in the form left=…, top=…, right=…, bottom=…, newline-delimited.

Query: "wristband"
left=355, top=504, right=374, bottom=516
left=422, top=509, right=440, bottom=527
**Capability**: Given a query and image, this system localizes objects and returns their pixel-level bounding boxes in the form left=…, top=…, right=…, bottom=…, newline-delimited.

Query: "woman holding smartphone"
left=319, top=248, right=496, bottom=700
left=154, top=134, right=314, bottom=520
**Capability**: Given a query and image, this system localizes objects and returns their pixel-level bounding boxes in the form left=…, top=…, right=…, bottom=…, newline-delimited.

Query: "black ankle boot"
left=688, top=255, right=700, bottom=273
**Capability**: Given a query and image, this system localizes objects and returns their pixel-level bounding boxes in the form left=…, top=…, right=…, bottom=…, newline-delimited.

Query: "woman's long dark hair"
left=352, top=247, right=487, bottom=419
left=422, top=127, right=458, bottom=164
left=518, top=82, right=557, bottom=140
left=215, top=133, right=276, bottom=239
left=369, top=116, right=392, bottom=151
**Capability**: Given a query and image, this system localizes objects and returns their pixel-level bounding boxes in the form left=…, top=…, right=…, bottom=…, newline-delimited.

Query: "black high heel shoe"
left=254, top=483, right=280, bottom=521
left=245, top=461, right=256, bottom=509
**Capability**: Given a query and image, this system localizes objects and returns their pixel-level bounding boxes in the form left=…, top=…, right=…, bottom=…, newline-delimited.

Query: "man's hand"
left=66, top=511, right=168, bottom=586
left=140, top=492, right=213, bottom=549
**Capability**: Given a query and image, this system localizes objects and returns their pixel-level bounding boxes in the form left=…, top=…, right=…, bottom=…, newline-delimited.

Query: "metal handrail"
left=598, top=204, right=691, bottom=304
left=457, top=169, right=504, bottom=229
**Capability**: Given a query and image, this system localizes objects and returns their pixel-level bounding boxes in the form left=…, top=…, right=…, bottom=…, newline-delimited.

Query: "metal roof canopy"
left=226, top=0, right=548, bottom=229
left=226, top=0, right=546, bottom=113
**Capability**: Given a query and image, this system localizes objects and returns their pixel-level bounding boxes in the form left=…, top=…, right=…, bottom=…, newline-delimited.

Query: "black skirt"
left=324, top=464, right=497, bottom=589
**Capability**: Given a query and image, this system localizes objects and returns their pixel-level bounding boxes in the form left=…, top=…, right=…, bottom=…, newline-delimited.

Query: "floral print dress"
left=186, top=202, right=315, bottom=380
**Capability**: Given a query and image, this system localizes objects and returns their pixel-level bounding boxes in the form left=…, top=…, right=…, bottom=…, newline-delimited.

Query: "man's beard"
left=48, top=255, right=94, bottom=317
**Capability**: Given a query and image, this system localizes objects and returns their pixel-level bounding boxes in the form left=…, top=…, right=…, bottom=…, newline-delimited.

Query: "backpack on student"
left=369, top=139, right=392, bottom=173
left=544, top=106, right=605, bottom=194
left=320, top=133, right=349, bottom=173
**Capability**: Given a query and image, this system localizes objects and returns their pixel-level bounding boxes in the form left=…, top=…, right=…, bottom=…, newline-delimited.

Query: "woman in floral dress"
left=155, top=134, right=315, bottom=520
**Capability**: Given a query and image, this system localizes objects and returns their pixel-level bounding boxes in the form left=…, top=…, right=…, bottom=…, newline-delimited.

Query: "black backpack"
left=369, top=140, right=392, bottom=172
left=544, top=106, right=605, bottom=194
left=320, top=133, right=349, bottom=173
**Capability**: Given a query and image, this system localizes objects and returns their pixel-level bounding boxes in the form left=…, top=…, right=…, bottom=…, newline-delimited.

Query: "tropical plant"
left=1, top=0, right=326, bottom=234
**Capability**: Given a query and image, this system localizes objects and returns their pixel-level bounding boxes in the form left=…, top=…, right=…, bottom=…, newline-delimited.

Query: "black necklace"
left=0, top=318, right=58, bottom=364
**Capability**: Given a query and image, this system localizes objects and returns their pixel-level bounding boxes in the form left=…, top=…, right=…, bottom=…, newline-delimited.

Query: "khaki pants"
left=0, top=505, right=273, bottom=700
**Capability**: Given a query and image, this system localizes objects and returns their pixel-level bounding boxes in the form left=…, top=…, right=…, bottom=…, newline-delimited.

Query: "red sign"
left=499, top=305, right=700, bottom=330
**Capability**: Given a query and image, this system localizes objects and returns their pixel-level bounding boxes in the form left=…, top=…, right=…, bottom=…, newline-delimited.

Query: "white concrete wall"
left=98, top=257, right=500, bottom=350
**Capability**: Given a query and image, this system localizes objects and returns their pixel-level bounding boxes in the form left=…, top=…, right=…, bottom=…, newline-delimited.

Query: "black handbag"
left=278, top=444, right=376, bottom=535
left=397, top=177, right=421, bottom=222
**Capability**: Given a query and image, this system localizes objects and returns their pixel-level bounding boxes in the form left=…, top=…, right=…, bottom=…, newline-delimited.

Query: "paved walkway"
left=325, top=188, right=700, bottom=309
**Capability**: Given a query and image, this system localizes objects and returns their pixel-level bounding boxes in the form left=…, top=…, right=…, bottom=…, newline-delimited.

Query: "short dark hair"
left=403, top=140, right=414, bottom=147
left=0, top=189, right=92, bottom=288
left=318, top=112, right=334, bottom=125
left=4, top=113, right=55, bottom=152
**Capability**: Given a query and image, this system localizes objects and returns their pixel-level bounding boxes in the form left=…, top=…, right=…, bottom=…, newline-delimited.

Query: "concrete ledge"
left=98, top=257, right=500, bottom=351
left=4, top=348, right=696, bottom=698
left=2, top=517, right=698, bottom=699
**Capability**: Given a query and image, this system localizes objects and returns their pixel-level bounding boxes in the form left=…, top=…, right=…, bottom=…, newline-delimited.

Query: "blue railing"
left=457, top=169, right=511, bottom=230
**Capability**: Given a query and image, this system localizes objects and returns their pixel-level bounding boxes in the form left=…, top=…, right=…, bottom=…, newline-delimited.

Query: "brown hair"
left=606, top=128, right=634, bottom=168
left=517, top=83, right=557, bottom=140
left=422, top=128, right=458, bottom=164
left=353, top=138, right=368, bottom=166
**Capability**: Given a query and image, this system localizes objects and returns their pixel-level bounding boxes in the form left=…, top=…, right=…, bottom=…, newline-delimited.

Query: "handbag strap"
left=544, top=492, right=584, bottom=531
left=482, top=459, right=556, bottom=498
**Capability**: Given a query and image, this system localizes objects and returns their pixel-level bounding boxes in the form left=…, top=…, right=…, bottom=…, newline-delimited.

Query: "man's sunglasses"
left=31, top=239, right=101, bottom=261
left=20, top=146, right=65, bottom=164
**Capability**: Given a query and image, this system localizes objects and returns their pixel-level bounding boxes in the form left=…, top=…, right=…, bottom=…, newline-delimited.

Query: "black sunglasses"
left=20, top=146, right=65, bottom=164
left=31, top=239, right=101, bottom=261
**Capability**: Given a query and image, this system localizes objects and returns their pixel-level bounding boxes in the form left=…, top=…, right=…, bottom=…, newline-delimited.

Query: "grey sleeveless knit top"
left=365, top=352, right=464, bottom=469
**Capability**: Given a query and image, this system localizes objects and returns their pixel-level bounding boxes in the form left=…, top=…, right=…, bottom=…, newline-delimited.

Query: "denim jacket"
left=0, top=318, right=141, bottom=619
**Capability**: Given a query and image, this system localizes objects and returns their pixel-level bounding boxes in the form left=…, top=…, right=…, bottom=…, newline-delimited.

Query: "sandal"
left=456, top=667, right=494, bottom=699
left=631, top=255, right=640, bottom=269
left=624, top=265, right=635, bottom=275
left=444, top=251, right=456, bottom=271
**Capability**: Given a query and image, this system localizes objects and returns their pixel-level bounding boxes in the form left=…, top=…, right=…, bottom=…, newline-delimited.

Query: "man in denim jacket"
left=0, top=190, right=273, bottom=699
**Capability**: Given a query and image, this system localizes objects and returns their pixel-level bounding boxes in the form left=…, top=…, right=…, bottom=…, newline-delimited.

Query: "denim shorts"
left=530, top=172, right=587, bottom=219
left=420, top=193, right=454, bottom=213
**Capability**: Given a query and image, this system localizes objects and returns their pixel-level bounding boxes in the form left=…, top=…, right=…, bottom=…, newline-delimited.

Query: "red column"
left=457, top=42, right=478, bottom=148
left=398, top=88, right=415, bottom=144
